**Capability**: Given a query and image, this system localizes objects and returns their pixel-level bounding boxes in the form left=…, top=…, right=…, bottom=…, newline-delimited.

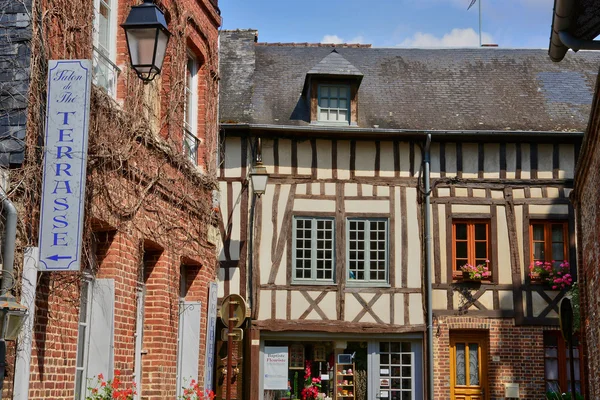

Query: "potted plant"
left=301, top=361, right=321, bottom=400
left=459, top=260, right=491, bottom=281
left=529, top=261, right=573, bottom=290
left=86, top=371, right=136, bottom=400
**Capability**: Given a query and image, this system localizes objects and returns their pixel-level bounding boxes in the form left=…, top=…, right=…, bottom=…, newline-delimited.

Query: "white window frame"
left=346, top=217, right=389, bottom=285
left=184, top=54, right=200, bottom=165
left=317, top=84, right=350, bottom=124
left=74, top=277, right=93, bottom=400
left=92, top=0, right=119, bottom=97
left=292, top=216, right=335, bottom=284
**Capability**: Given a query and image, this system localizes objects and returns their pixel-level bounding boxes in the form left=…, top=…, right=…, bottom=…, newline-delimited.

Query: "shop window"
left=347, top=218, right=389, bottom=284
left=544, top=331, right=583, bottom=397
left=93, top=0, right=119, bottom=96
left=184, top=55, right=200, bottom=165
left=530, top=221, right=568, bottom=267
left=452, top=220, right=491, bottom=279
left=293, top=217, right=335, bottom=283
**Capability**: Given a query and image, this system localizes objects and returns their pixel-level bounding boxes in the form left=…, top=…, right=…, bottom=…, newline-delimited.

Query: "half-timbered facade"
left=217, top=29, right=599, bottom=400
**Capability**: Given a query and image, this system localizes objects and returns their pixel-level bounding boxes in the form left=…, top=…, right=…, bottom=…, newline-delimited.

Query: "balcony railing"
left=93, top=46, right=120, bottom=98
left=183, top=129, right=199, bottom=165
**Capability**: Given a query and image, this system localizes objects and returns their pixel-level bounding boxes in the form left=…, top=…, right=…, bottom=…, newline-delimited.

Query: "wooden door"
left=450, top=333, right=488, bottom=400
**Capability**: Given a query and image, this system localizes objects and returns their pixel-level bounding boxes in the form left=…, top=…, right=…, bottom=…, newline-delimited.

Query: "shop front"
left=259, top=333, right=423, bottom=400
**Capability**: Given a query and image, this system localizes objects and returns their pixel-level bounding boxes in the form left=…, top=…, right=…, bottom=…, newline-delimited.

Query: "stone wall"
left=0, top=0, right=31, bottom=167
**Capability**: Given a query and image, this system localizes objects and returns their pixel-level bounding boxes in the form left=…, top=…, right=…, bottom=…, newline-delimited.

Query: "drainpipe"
left=423, top=134, right=433, bottom=400
left=0, top=187, right=17, bottom=295
left=0, top=186, right=17, bottom=392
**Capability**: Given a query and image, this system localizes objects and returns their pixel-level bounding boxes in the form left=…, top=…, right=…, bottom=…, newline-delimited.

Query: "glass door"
left=450, top=333, right=488, bottom=400
left=370, top=341, right=422, bottom=400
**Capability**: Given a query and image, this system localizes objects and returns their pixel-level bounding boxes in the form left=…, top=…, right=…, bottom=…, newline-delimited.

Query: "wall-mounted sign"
left=264, top=346, right=288, bottom=390
left=38, top=60, right=91, bottom=271
left=204, top=281, right=218, bottom=392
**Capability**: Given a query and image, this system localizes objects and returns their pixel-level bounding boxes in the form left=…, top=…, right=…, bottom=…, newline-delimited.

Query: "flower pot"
left=461, top=271, right=483, bottom=282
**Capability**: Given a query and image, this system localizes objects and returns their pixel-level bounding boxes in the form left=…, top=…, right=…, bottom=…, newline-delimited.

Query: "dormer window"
left=302, top=49, right=363, bottom=126
left=318, top=84, right=349, bottom=123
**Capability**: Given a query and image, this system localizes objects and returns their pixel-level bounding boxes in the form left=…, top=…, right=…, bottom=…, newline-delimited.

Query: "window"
left=347, top=218, right=388, bottom=283
left=93, top=0, right=118, bottom=96
left=530, top=221, right=568, bottom=267
left=318, top=84, right=350, bottom=123
left=74, top=279, right=115, bottom=400
left=74, top=279, right=92, bottom=400
left=452, top=220, right=490, bottom=273
left=184, top=55, right=200, bottom=165
left=378, top=342, right=414, bottom=400
left=293, top=217, right=335, bottom=283
left=544, top=331, right=583, bottom=396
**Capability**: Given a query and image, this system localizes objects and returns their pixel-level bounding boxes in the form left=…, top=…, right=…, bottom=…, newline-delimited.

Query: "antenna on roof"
left=467, top=0, right=482, bottom=47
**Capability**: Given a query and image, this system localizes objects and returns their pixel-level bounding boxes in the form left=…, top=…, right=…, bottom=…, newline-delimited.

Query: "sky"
left=218, top=0, right=553, bottom=48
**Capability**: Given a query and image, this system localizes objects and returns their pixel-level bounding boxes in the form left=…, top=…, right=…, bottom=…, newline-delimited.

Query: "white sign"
left=264, top=346, right=288, bottom=390
left=204, top=281, right=218, bottom=392
left=38, top=60, right=91, bottom=271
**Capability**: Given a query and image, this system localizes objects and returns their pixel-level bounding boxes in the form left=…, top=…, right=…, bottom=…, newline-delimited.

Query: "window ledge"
left=310, top=120, right=353, bottom=127
left=291, top=281, right=336, bottom=287
left=345, top=282, right=391, bottom=288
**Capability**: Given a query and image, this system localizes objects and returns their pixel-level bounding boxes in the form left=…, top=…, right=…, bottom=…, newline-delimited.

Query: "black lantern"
left=121, top=0, right=171, bottom=82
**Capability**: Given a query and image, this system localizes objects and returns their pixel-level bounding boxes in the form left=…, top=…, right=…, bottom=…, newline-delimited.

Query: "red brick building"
left=0, top=0, right=221, bottom=399
left=549, top=1, right=600, bottom=398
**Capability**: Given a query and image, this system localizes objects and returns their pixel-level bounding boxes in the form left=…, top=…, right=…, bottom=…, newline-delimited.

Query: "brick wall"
left=434, top=317, right=554, bottom=400
left=573, top=71, right=600, bottom=399
left=0, top=0, right=31, bottom=167
left=10, top=0, right=222, bottom=398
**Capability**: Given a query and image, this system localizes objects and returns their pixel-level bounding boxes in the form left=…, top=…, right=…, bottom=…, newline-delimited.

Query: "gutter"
left=549, top=0, right=600, bottom=62
left=423, top=134, right=433, bottom=400
left=221, top=123, right=584, bottom=142
left=0, top=188, right=17, bottom=295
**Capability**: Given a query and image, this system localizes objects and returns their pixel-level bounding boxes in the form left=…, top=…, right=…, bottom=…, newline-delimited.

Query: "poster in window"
left=313, top=344, right=326, bottom=361
left=289, top=343, right=305, bottom=369
left=264, top=346, right=288, bottom=390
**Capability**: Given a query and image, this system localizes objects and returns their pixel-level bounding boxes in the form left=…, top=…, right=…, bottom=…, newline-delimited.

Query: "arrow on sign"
left=46, top=255, right=73, bottom=261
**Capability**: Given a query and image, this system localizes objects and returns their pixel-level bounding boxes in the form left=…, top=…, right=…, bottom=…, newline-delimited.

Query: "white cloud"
left=321, top=34, right=366, bottom=44
left=398, top=28, right=494, bottom=48
left=322, top=34, right=344, bottom=44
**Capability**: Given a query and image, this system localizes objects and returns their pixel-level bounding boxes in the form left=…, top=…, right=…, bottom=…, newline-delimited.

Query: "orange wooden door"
left=450, top=333, right=488, bottom=400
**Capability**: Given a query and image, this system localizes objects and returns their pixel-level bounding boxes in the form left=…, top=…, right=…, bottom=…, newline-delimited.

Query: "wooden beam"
left=268, top=184, right=296, bottom=284
left=299, top=291, right=329, bottom=320
left=252, top=320, right=427, bottom=333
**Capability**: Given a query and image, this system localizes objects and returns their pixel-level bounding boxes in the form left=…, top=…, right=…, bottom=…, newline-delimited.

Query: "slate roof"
left=307, top=50, right=363, bottom=77
left=220, top=29, right=600, bottom=132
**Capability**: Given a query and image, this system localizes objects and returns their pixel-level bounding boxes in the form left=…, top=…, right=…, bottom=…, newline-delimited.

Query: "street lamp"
left=0, top=293, right=28, bottom=391
left=249, top=162, right=269, bottom=196
left=121, top=0, right=171, bottom=82
left=0, top=294, right=27, bottom=341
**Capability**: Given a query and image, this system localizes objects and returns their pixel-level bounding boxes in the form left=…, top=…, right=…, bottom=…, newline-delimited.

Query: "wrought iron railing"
left=92, top=46, right=120, bottom=97
left=183, top=129, right=199, bottom=165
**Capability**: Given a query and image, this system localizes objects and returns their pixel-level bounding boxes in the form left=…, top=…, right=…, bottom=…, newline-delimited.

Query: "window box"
left=529, top=221, right=572, bottom=290
left=529, top=271, right=544, bottom=284
left=452, top=220, right=492, bottom=282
